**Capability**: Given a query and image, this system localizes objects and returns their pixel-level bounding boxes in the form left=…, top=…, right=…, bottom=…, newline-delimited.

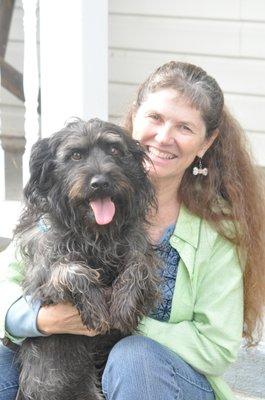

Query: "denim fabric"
left=102, top=335, right=215, bottom=400
left=0, top=343, right=19, bottom=400
left=0, top=336, right=215, bottom=400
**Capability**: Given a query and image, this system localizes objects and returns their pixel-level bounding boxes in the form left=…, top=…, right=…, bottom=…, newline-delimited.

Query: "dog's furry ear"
left=125, top=137, right=146, bottom=164
left=24, top=138, right=54, bottom=206
left=125, top=137, right=157, bottom=218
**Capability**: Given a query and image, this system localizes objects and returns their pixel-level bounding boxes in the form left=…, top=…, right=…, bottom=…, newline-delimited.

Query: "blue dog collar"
left=37, top=217, right=50, bottom=233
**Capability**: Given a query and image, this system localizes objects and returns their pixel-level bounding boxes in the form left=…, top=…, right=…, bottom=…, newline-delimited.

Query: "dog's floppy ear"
left=124, top=136, right=157, bottom=217
left=124, top=136, right=146, bottom=165
left=24, top=137, right=54, bottom=206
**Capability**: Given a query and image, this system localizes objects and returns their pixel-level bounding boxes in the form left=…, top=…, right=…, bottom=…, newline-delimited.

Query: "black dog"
left=14, top=118, right=160, bottom=400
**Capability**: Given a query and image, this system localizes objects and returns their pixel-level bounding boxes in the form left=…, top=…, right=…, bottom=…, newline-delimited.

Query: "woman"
left=1, top=61, right=265, bottom=400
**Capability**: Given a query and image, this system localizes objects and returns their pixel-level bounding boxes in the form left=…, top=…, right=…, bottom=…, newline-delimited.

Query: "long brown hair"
left=124, top=61, right=265, bottom=346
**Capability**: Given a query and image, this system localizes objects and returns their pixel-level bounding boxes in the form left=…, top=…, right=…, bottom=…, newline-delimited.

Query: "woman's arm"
left=37, top=302, right=99, bottom=336
left=1, top=242, right=98, bottom=341
left=5, top=298, right=99, bottom=342
left=0, top=241, right=24, bottom=341
left=139, top=235, right=244, bottom=377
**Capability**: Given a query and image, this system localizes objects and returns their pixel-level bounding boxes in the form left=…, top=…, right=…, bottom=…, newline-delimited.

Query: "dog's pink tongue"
left=90, top=198, right=115, bottom=225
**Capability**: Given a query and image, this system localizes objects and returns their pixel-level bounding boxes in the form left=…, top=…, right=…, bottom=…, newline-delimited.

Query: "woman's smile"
left=147, top=146, right=177, bottom=161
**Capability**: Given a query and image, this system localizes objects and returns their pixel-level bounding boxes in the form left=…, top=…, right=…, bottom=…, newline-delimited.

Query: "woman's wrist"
left=36, top=302, right=99, bottom=336
left=36, top=305, right=55, bottom=335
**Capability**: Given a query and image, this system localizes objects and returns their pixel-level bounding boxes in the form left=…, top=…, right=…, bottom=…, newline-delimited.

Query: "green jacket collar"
left=169, top=205, right=202, bottom=280
left=173, top=205, right=201, bottom=249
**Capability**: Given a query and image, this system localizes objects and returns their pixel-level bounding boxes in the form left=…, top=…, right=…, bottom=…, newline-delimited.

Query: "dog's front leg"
left=109, top=251, right=160, bottom=333
left=45, top=261, right=110, bottom=334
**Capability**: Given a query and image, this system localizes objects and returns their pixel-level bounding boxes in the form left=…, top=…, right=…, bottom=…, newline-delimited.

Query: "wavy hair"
left=123, top=61, right=265, bottom=346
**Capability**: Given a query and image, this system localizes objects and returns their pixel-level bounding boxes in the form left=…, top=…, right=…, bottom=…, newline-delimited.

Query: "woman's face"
left=132, top=89, right=215, bottom=186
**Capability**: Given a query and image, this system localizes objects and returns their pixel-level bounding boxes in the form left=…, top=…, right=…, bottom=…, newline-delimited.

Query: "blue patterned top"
left=149, top=224, right=180, bottom=322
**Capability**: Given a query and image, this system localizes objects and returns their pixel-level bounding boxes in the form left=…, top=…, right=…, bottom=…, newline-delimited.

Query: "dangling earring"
left=193, top=157, right=208, bottom=176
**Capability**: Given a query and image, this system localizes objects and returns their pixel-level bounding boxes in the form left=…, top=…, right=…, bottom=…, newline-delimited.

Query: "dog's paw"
left=78, top=300, right=110, bottom=334
left=83, top=314, right=110, bottom=335
left=109, top=310, right=138, bottom=334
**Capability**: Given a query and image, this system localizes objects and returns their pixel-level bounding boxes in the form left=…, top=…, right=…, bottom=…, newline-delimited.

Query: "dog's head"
left=24, top=118, right=156, bottom=231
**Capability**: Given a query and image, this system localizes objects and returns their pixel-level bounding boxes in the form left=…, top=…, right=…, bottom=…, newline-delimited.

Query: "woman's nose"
left=155, top=124, right=175, bottom=145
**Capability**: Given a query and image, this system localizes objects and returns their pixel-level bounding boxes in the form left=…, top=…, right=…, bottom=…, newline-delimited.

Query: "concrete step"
left=234, top=393, right=264, bottom=400
left=225, top=341, right=265, bottom=399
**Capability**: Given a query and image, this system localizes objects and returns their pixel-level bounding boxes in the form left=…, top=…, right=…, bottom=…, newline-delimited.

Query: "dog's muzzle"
left=89, top=175, right=116, bottom=226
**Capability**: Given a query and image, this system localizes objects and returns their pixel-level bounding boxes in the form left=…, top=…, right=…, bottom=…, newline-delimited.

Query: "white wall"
left=1, top=1, right=265, bottom=166
left=109, top=0, right=265, bottom=166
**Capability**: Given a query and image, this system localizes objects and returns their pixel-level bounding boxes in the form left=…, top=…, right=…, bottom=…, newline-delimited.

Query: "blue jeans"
left=102, top=336, right=215, bottom=400
left=0, top=343, right=19, bottom=400
left=0, top=337, right=215, bottom=400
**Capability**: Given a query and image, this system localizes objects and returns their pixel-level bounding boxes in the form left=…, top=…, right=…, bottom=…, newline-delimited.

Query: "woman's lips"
left=147, top=146, right=177, bottom=160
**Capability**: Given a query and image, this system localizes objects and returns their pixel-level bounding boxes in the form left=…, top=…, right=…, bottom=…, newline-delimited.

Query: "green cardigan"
left=139, top=206, right=244, bottom=400
left=0, top=206, right=243, bottom=400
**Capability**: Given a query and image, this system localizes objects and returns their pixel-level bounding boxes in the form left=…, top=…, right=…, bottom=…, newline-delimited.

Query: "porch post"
left=0, top=108, right=4, bottom=201
left=39, top=0, right=108, bottom=138
left=22, top=0, right=39, bottom=187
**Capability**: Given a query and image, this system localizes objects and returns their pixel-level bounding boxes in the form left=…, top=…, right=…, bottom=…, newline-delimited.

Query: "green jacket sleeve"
left=139, top=235, right=244, bottom=377
left=0, top=241, right=24, bottom=339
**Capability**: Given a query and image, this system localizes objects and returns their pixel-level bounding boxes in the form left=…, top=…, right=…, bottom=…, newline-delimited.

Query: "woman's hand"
left=37, top=302, right=99, bottom=337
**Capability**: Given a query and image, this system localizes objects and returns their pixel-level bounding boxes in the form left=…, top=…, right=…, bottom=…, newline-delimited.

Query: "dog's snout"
left=90, top=175, right=110, bottom=190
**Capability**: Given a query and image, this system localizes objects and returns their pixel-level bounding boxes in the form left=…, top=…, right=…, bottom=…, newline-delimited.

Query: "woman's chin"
left=148, top=166, right=173, bottom=181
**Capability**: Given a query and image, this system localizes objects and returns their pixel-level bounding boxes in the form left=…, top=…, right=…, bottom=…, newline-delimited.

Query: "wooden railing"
left=0, top=0, right=40, bottom=201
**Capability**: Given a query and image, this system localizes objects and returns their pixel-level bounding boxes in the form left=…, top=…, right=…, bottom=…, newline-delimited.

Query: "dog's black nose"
left=90, top=175, right=110, bottom=190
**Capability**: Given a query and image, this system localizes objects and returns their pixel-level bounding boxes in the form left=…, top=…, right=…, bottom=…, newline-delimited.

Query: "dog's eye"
left=110, top=146, right=120, bottom=156
left=71, top=151, right=82, bottom=160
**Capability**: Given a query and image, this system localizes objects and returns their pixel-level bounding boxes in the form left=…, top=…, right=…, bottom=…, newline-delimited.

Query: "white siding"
left=110, top=0, right=242, bottom=20
left=109, top=0, right=265, bottom=166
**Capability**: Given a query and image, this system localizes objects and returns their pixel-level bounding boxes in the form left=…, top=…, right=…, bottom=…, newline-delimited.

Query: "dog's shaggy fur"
left=14, top=118, right=160, bottom=400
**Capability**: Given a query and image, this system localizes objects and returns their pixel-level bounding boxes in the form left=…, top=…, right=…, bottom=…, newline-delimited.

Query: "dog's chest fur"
left=21, top=217, right=140, bottom=302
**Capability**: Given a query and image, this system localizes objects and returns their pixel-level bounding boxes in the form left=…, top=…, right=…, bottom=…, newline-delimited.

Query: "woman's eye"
left=71, top=151, right=82, bottom=160
left=179, top=124, right=192, bottom=133
left=149, top=113, right=161, bottom=121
